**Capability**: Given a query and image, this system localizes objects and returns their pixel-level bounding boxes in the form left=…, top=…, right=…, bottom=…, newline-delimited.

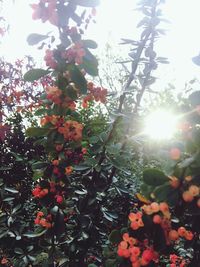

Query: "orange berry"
left=150, top=202, right=160, bottom=213
left=188, top=185, right=199, bottom=196
left=131, top=221, right=139, bottom=230
left=142, top=205, right=153, bottom=215
left=1, top=258, right=8, bottom=265
left=117, top=248, right=124, bottom=257
left=130, top=246, right=140, bottom=257
left=52, top=159, right=59, bottom=166
left=37, top=211, right=44, bottom=217
left=170, top=148, right=181, bottom=160
left=182, top=191, right=194, bottom=202
left=65, top=166, right=73, bottom=175
left=123, top=249, right=131, bottom=258
left=140, top=258, right=149, bottom=266
left=178, top=226, right=186, bottom=237
left=82, top=147, right=87, bottom=154
left=129, top=212, right=137, bottom=222
left=185, top=231, right=193, bottom=241
left=130, top=254, right=138, bottom=263
left=185, top=175, right=192, bottom=182
left=169, top=176, right=180, bottom=188
left=132, top=260, right=141, bottom=267
left=169, top=230, right=179, bottom=241
left=55, top=144, right=63, bottom=151
left=119, top=241, right=128, bottom=250
left=153, top=214, right=162, bottom=224
left=159, top=202, right=169, bottom=213
left=137, top=218, right=144, bottom=227
left=123, top=233, right=129, bottom=241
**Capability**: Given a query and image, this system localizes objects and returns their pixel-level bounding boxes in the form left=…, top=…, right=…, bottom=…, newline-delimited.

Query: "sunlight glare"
left=144, top=110, right=177, bottom=140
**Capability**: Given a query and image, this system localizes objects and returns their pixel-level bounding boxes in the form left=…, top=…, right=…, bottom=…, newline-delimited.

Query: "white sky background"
left=1, top=0, right=200, bottom=92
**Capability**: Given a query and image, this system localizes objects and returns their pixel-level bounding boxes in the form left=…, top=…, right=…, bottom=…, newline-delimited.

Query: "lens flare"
left=144, top=110, right=177, bottom=140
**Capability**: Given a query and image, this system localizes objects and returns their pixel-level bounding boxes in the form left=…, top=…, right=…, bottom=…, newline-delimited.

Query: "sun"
left=144, top=110, right=177, bottom=140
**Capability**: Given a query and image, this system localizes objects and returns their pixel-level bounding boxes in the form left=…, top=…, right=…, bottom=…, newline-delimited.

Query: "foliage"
left=0, top=113, right=46, bottom=267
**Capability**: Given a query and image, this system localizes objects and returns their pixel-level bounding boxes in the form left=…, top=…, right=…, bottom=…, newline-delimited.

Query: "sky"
left=1, top=0, right=200, bottom=92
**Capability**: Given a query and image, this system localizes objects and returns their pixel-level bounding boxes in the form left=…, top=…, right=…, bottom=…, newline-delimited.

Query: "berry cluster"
left=118, top=233, right=158, bottom=267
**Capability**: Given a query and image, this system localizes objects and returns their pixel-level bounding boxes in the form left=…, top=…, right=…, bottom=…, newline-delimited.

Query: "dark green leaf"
left=32, top=161, right=48, bottom=171
left=66, top=85, right=78, bottom=100
left=5, top=187, right=19, bottom=194
left=23, top=229, right=47, bottom=238
left=81, top=54, right=98, bottom=76
left=143, top=168, right=168, bottom=186
left=82, top=39, right=98, bottom=49
left=0, top=166, right=12, bottom=170
left=75, top=189, right=87, bottom=195
left=74, top=0, right=100, bottom=7
left=68, top=65, right=87, bottom=94
left=33, top=171, right=43, bottom=181
left=14, top=248, right=24, bottom=255
left=34, top=109, right=48, bottom=116
left=27, top=33, right=49, bottom=46
left=153, top=183, right=171, bottom=202
left=108, top=229, right=122, bottom=244
left=3, top=197, right=15, bottom=202
left=105, top=259, right=117, bottom=267
left=73, top=165, right=90, bottom=171
left=26, top=127, right=49, bottom=137
left=24, top=69, right=51, bottom=82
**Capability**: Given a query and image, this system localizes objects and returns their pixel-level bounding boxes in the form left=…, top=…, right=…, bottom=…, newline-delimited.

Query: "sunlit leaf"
left=27, top=33, right=49, bottom=46
left=24, top=69, right=51, bottom=82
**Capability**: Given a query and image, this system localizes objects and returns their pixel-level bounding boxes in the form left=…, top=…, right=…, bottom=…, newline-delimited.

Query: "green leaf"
left=108, top=229, right=122, bottom=244
left=23, top=229, right=47, bottom=238
left=24, top=69, right=51, bottom=82
left=14, top=248, right=24, bottom=255
left=81, top=53, right=98, bottom=76
left=50, top=205, right=59, bottom=216
left=0, top=166, right=12, bottom=170
left=75, top=189, right=88, bottom=195
left=68, top=65, right=87, bottom=94
left=189, top=91, right=200, bottom=107
left=66, top=85, right=78, bottom=100
left=34, top=109, right=48, bottom=116
left=105, top=259, right=117, bottom=267
left=74, top=0, right=100, bottom=7
left=32, top=161, right=48, bottom=171
left=3, top=197, right=15, bottom=202
left=153, top=183, right=171, bottom=202
left=5, top=187, right=19, bottom=194
left=26, top=127, right=49, bottom=137
left=73, top=165, right=90, bottom=171
left=58, top=258, right=68, bottom=267
left=82, top=39, right=98, bottom=49
left=143, top=168, right=168, bottom=186
left=27, top=33, right=49, bottom=46
left=88, top=264, right=98, bottom=267
left=33, top=171, right=43, bottom=181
